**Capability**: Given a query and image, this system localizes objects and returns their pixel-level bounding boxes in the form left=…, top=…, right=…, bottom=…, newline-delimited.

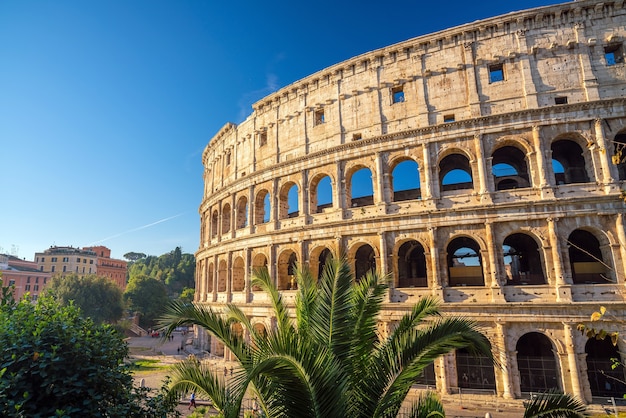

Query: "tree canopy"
left=126, top=246, right=194, bottom=298
left=45, top=273, right=124, bottom=324
left=0, top=289, right=179, bottom=417
left=124, top=274, right=169, bottom=328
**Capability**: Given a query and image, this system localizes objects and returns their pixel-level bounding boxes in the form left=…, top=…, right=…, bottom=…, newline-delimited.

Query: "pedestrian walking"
left=188, top=392, right=196, bottom=410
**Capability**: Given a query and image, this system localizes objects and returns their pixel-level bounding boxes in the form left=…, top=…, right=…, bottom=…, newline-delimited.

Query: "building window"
left=40, top=266, right=43, bottom=271
left=226, top=152, right=231, bottom=166
left=51, top=257, right=57, bottom=262
left=77, top=257, right=80, bottom=262
left=27, top=277, right=31, bottom=283
left=8, top=280, right=15, bottom=286
left=444, top=114, right=456, bottom=123
left=63, top=257, right=68, bottom=262
left=51, top=266, right=55, bottom=272
left=25, top=285, right=30, bottom=291
left=353, top=133, right=362, bottom=141
left=489, top=63, right=504, bottom=83
left=41, top=257, right=45, bottom=262
left=605, top=44, right=624, bottom=66
left=34, top=285, right=39, bottom=291
left=63, top=265, right=67, bottom=272
left=392, top=86, right=405, bottom=103
left=35, top=277, right=39, bottom=283
left=90, top=260, right=93, bottom=264
left=314, top=109, right=325, bottom=125
left=43, top=277, right=47, bottom=284
left=259, top=131, right=267, bottom=146
left=555, top=96, right=568, bottom=105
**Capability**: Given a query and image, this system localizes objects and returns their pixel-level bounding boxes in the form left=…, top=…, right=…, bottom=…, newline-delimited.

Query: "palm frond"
left=295, top=262, right=317, bottom=335
left=404, top=391, right=445, bottom=418
left=522, top=390, right=587, bottom=418
left=251, top=267, right=293, bottom=336
left=308, top=256, right=354, bottom=355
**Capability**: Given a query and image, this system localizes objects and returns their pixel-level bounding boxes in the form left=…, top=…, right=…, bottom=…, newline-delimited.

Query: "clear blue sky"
left=0, top=0, right=560, bottom=261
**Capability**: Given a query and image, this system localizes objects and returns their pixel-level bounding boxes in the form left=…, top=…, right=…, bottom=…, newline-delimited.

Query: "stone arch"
left=254, top=189, right=271, bottom=224
left=345, top=162, right=375, bottom=208
left=390, top=157, right=421, bottom=201
left=251, top=252, right=268, bottom=291
left=218, top=259, right=227, bottom=292
left=277, top=249, right=298, bottom=290
left=446, top=236, right=485, bottom=286
left=396, top=239, right=428, bottom=288
left=310, top=245, right=334, bottom=281
left=352, top=243, right=377, bottom=281
left=309, top=172, right=334, bottom=213
left=439, top=151, right=474, bottom=192
left=551, top=135, right=593, bottom=185
left=222, top=203, right=231, bottom=234
left=502, top=232, right=546, bottom=285
left=211, top=209, right=219, bottom=239
left=232, top=256, right=245, bottom=291
left=207, top=262, right=214, bottom=293
left=279, top=181, right=299, bottom=219
left=516, top=332, right=561, bottom=392
left=491, top=145, right=531, bottom=190
left=456, top=346, right=496, bottom=390
left=566, top=228, right=613, bottom=284
left=236, top=196, right=248, bottom=229
left=585, top=338, right=626, bottom=397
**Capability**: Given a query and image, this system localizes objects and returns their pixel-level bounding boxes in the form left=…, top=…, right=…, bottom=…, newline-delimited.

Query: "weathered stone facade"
left=196, top=0, right=626, bottom=404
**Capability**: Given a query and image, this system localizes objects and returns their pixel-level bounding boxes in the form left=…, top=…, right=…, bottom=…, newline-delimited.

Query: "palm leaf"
left=405, top=391, right=445, bottom=418
left=295, top=262, right=317, bottom=335
left=251, top=267, right=293, bottom=336
left=522, top=390, right=587, bottom=418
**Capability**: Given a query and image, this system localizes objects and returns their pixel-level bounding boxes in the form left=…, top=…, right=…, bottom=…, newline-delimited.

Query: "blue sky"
left=0, top=0, right=559, bottom=260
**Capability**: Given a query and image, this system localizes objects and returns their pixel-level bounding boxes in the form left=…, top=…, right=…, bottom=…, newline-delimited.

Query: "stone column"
left=563, top=323, right=585, bottom=400
left=473, top=134, right=491, bottom=201
left=496, top=322, right=513, bottom=398
left=422, top=144, right=434, bottom=199
left=515, top=29, right=539, bottom=108
left=594, top=118, right=616, bottom=185
left=616, top=214, right=626, bottom=285
left=573, top=22, right=600, bottom=102
left=245, top=247, right=252, bottom=303
left=428, top=227, right=444, bottom=298
left=547, top=218, right=571, bottom=301
left=335, top=161, right=346, bottom=213
left=248, top=185, right=255, bottom=234
left=212, top=254, right=219, bottom=302
left=301, top=169, right=310, bottom=220
left=462, top=41, right=481, bottom=118
left=485, top=221, right=504, bottom=302
left=226, top=251, right=233, bottom=302
left=379, top=231, right=388, bottom=276
left=532, top=125, right=549, bottom=188
left=375, top=152, right=386, bottom=205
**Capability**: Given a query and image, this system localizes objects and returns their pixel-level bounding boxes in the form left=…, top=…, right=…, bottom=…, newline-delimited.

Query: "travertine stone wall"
left=196, top=0, right=626, bottom=404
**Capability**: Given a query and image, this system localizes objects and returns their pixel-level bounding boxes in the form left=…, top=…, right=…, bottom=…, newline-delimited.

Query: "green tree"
left=0, top=291, right=180, bottom=417
left=159, top=257, right=492, bottom=418
left=124, top=274, right=169, bottom=328
left=45, top=273, right=124, bottom=324
left=178, top=287, right=195, bottom=304
left=124, top=252, right=147, bottom=261
left=522, top=390, right=586, bottom=418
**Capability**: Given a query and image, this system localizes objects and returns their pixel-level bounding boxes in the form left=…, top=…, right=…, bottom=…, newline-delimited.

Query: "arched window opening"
left=355, top=244, right=376, bottom=281
left=251, top=323, right=267, bottom=349
left=586, top=338, right=626, bottom=397
left=568, top=229, right=611, bottom=284
left=279, top=182, right=299, bottom=219
left=254, top=190, right=271, bottom=224
left=314, top=175, right=333, bottom=212
left=350, top=168, right=374, bottom=207
left=415, top=363, right=436, bottom=387
left=277, top=251, right=298, bottom=290
left=232, top=257, right=245, bottom=291
left=492, top=146, right=530, bottom=191
left=236, top=197, right=248, bottom=229
left=222, top=203, right=231, bottom=234
left=503, top=233, right=546, bottom=285
left=516, top=332, right=560, bottom=393
left=392, top=160, right=421, bottom=201
left=614, top=132, right=626, bottom=181
left=207, top=263, right=214, bottom=293
left=218, top=260, right=227, bottom=292
left=440, top=154, right=473, bottom=192
left=232, top=323, right=244, bottom=340
left=447, top=237, right=484, bottom=286
left=551, top=139, right=590, bottom=184
left=211, top=210, right=218, bottom=238
left=251, top=254, right=268, bottom=292
left=397, top=240, right=427, bottom=288
left=456, top=348, right=496, bottom=390
left=318, top=248, right=332, bottom=282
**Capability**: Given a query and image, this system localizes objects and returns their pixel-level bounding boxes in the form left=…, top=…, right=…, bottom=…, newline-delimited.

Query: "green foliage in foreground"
left=0, top=290, right=180, bottom=417
left=523, top=389, right=587, bottom=418
left=160, top=257, right=493, bottom=418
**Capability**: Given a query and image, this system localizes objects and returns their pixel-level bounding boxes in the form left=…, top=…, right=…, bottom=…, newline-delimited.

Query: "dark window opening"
left=444, top=114, right=455, bottom=123
left=568, top=229, right=610, bottom=284
left=492, top=146, right=530, bottom=191
left=489, top=63, right=504, bottom=83
left=551, top=139, right=590, bottom=184
left=352, top=133, right=362, bottom=141
left=614, top=132, right=626, bottom=181
left=503, top=233, right=546, bottom=285
left=392, top=86, right=405, bottom=103
left=314, top=109, right=325, bottom=125
left=586, top=338, right=626, bottom=397
left=457, top=348, right=496, bottom=391
left=447, top=237, right=484, bottom=286
left=554, top=96, right=568, bottom=105
left=259, top=131, right=267, bottom=146
left=605, top=44, right=624, bottom=66
left=355, top=245, right=376, bottom=282
left=397, top=241, right=427, bottom=288
left=517, top=333, right=560, bottom=393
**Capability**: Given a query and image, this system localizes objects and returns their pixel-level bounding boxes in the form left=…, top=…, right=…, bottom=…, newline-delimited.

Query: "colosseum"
left=195, top=0, right=626, bottom=406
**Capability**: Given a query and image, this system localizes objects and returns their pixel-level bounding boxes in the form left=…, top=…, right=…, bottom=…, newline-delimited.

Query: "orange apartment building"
left=0, top=254, right=52, bottom=301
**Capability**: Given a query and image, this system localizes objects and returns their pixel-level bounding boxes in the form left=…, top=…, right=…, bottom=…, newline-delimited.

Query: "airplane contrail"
left=87, top=212, right=187, bottom=245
